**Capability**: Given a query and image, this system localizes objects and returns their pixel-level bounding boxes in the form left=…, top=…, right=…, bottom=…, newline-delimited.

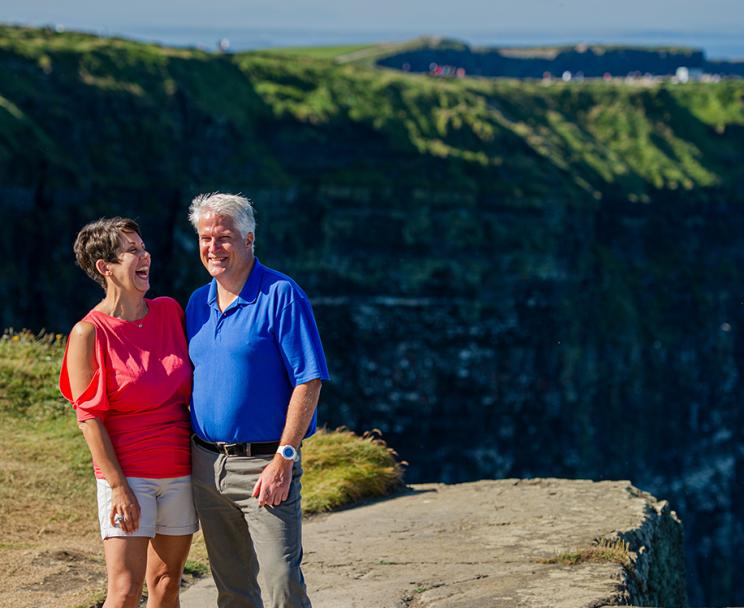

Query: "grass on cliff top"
left=265, top=44, right=375, bottom=60
left=2, top=23, right=744, bottom=201
left=0, top=329, right=404, bottom=608
left=539, top=537, right=632, bottom=568
left=234, top=49, right=744, bottom=194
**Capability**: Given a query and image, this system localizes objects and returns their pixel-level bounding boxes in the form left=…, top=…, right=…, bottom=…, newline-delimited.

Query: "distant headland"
left=336, top=37, right=744, bottom=81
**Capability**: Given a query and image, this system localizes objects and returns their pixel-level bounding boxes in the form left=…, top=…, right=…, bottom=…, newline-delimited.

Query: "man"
left=185, top=192, right=329, bottom=608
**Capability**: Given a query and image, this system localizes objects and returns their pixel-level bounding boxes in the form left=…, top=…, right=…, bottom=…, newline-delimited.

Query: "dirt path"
left=182, top=478, right=666, bottom=607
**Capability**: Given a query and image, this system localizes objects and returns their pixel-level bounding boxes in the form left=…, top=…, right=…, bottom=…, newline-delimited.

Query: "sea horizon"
left=6, top=21, right=744, bottom=60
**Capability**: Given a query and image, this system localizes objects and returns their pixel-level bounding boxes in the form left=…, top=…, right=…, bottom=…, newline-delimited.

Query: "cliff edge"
left=182, top=478, right=686, bottom=607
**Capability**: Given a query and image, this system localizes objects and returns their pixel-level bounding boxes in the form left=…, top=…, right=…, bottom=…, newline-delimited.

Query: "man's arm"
left=252, top=379, right=322, bottom=507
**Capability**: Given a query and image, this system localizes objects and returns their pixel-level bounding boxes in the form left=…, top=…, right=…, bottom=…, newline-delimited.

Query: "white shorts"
left=96, top=475, right=199, bottom=539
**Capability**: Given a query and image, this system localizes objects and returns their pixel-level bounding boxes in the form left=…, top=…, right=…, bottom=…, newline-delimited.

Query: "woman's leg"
left=102, top=537, right=150, bottom=608
left=145, top=534, right=193, bottom=608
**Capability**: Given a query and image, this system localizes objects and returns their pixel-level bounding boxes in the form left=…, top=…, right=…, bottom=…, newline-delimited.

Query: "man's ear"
left=246, top=232, right=255, bottom=248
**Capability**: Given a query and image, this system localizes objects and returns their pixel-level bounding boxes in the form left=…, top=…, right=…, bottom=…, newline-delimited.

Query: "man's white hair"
left=188, top=192, right=256, bottom=241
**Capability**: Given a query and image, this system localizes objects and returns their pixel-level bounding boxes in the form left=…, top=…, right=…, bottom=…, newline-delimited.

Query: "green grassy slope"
left=1, top=24, right=742, bottom=205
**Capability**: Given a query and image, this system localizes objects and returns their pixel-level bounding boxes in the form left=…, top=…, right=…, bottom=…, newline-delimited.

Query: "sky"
left=2, top=0, right=744, bottom=56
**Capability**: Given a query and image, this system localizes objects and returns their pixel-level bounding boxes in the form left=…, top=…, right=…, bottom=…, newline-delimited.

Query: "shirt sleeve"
left=159, top=296, right=185, bottom=321
left=274, top=296, right=330, bottom=387
left=58, top=328, right=110, bottom=422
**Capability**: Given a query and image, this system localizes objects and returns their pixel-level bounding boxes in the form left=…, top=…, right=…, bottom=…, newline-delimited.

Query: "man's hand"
left=252, top=455, right=294, bottom=507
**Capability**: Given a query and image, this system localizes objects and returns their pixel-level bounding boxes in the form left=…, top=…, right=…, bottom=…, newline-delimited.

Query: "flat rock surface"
left=182, top=478, right=655, bottom=607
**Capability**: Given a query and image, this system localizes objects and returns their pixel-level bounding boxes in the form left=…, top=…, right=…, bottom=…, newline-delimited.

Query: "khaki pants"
left=191, top=438, right=311, bottom=608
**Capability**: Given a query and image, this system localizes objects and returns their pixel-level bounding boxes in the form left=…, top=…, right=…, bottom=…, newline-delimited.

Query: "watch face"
left=281, top=446, right=295, bottom=459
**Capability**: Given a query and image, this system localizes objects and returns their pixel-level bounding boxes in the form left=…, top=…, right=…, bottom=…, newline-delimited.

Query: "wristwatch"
left=277, top=444, right=299, bottom=462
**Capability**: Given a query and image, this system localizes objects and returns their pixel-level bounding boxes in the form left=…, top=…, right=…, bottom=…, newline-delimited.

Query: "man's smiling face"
left=197, top=211, right=254, bottom=282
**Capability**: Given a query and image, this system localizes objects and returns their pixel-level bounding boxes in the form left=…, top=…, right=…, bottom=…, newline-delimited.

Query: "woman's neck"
left=96, top=289, right=148, bottom=321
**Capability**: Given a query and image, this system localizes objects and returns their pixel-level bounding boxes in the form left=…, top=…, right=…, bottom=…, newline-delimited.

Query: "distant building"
left=428, top=63, right=465, bottom=78
left=675, top=66, right=704, bottom=83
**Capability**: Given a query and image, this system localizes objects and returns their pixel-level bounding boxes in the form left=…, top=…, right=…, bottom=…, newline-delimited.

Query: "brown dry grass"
left=0, top=415, right=104, bottom=608
left=0, top=385, right=216, bottom=607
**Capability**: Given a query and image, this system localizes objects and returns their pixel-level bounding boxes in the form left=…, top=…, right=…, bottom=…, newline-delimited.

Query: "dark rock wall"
left=619, top=487, right=687, bottom=607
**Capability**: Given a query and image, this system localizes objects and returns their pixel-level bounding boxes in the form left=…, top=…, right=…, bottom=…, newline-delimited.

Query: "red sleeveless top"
left=59, top=297, right=192, bottom=479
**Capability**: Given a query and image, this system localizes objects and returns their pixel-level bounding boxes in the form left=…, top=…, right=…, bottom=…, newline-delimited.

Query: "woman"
left=59, top=217, right=197, bottom=608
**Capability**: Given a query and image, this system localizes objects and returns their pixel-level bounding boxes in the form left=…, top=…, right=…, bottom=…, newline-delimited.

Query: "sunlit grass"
left=264, top=44, right=375, bottom=60
left=303, top=428, right=405, bottom=513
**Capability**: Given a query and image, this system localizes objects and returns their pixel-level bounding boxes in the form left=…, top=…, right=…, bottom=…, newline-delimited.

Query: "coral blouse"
left=59, top=297, right=192, bottom=480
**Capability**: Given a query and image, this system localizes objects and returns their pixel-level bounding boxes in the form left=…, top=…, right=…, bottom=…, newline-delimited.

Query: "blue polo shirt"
left=186, top=258, right=329, bottom=443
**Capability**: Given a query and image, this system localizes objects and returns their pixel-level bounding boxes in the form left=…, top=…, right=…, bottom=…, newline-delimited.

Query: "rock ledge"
left=182, top=478, right=686, bottom=608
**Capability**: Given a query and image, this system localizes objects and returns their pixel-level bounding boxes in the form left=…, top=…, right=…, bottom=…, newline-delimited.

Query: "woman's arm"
left=67, top=322, right=141, bottom=533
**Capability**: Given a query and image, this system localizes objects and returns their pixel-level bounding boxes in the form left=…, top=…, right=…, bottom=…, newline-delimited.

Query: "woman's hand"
left=110, top=483, right=141, bottom=533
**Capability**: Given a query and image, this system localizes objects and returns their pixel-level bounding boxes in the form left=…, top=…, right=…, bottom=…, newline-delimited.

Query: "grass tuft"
left=538, top=536, right=632, bottom=567
left=183, top=559, right=210, bottom=578
left=302, top=427, right=405, bottom=514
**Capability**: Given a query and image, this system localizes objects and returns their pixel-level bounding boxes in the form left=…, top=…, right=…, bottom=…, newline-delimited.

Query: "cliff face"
left=620, top=485, right=687, bottom=606
left=1, top=26, right=743, bottom=606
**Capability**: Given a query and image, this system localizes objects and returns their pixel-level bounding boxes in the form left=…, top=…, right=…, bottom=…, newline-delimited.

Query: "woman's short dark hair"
left=73, top=217, right=141, bottom=289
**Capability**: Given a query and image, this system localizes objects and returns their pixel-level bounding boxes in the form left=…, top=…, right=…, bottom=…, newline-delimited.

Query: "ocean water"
left=86, top=25, right=744, bottom=60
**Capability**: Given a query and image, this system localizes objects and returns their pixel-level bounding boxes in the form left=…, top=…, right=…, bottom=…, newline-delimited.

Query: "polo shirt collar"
left=206, top=258, right=264, bottom=311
